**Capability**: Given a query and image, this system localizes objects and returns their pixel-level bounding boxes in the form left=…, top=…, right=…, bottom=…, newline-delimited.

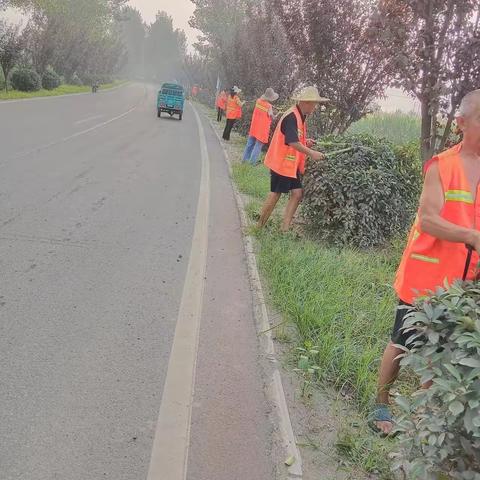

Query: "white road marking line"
left=146, top=102, right=210, bottom=480
left=74, top=114, right=104, bottom=125
left=11, top=106, right=136, bottom=160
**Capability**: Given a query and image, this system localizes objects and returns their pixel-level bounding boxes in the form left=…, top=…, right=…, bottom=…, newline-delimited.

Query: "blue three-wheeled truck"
left=157, top=83, right=185, bottom=121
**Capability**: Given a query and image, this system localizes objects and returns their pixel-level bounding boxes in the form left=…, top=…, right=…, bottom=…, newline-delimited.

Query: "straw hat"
left=261, top=87, right=279, bottom=102
left=292, top=86, right=330, bottom=103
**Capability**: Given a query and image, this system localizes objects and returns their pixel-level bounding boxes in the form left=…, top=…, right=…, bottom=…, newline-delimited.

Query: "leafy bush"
left=69, top=73, right=83, bottom=86
left=393, top=141, right=423, bottom=218
left=195, top=88, right=215, bottom=107
left=393, top=282, right=480, bottom=479
left=302, top=134, right=420, bottom=248
left=80, top=72, right=96, bottom=86
left=10, top=67, right=41, bottom=92
left=41, top=67, right=61, bottom=90
left=235, top=100, right=255, bottom=136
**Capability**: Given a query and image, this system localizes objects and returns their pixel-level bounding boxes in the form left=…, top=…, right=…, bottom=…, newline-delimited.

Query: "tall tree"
left=189, top=0, right=250, bottom=84
left=0, top=21, right=23, bottom=91
left=144, top=11, right=186, bottom=82
left=272, top=0, right=393, bottom=134
left=118, top=6, right=145, bottom=79
left=374, top=0, right=480, bottom=161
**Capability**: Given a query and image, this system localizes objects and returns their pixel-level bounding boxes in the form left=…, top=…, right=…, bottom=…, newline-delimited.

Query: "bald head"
left=457, top=89, right=480, bottom=151
left=458, top=89, right=480, bottom=118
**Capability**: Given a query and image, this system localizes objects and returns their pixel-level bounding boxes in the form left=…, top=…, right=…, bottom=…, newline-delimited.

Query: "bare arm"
left=419, top=161, right=480, bottom=250
left=289, top=142, right=324, bottom=161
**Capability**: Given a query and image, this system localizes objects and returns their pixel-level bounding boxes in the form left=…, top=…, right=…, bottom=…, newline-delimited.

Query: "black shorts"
left=270, top=170, right=302, bottom=194
left=391, top=301, right=418, bottom=347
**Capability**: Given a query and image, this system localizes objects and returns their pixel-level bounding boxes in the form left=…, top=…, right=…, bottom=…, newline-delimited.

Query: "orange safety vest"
left=216, top=91, right=227, bottom=110
left=395, top=143, right=480, bottom=304
left=226, top=95, right=242, bottom=120
left=264, top=106, right=307, bottom=178
left=249, top=98, right=272, bottom=144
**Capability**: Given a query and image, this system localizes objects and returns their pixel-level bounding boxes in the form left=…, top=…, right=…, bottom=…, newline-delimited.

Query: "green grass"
left=0, top=80, right=127, bottom=100
left=232, top=162, right=270, bottom=199
left=233, top=142, right=406, bottom=411
left=347, top=112, right=420, bottom=145
left=256, top=230, right=400, bottom=409
left=336, top=421, right=395, bottom=479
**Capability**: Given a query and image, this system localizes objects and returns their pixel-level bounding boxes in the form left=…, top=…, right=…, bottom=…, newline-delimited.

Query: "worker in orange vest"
left=222, top=86, right=244, bottom=141
left=371, top=89, right=480, bottom=436
left=257, top=86, right=329, bottom=232
left=216, top=90, right=227, bottom=122
left=243, top=88, right=279, bottom=165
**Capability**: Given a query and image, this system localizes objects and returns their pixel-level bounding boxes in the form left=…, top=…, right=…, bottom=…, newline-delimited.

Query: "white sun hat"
left=293, top=86, right=330, bottom=103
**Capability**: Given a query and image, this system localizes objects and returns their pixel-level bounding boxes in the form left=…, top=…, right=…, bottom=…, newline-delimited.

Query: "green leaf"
left=448, top=400, right=464, bottom=416
left=459, top=358, right=480, bottom=368
left=396, top=396, right=411, bottom=412
left=444, top=363, right=462, bottom=382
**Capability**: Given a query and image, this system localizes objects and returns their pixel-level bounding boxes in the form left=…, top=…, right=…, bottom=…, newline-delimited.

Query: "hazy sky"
left=128, top=0, right=198, bottom=45
left=1, top=1, right=199, bottom=45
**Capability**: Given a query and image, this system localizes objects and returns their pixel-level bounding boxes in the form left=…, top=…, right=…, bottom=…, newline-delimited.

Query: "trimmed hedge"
left=10, top=67, right=41, bottom=92
left=42, top=67, right=61, bottom=90
left=302, top=134, right=422, bottom=248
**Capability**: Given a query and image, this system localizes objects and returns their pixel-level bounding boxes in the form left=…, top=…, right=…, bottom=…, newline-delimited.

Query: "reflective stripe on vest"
left=264, top=106, right=307, bottom=179
left=394, top=143, right=480, bottom=304
left=410, top=253, right=440, bottom=264
left=445, top=190, right=474, bottom=204
left=249, top=98, right=272, bottom=144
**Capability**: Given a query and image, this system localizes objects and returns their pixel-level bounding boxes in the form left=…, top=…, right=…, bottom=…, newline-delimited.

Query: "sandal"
left=368, top=403, right=395, bottom=437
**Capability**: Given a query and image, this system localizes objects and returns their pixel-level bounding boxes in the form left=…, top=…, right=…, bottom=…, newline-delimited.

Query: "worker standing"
left=371, top=89, right=480, bottom=436
left=257, top=86, right=329, bottom=232
left=222, top=86, right=244, bottom=141
left=243, top=88, right=279, bottom=165
left=216, top=90, right=227, bottom=122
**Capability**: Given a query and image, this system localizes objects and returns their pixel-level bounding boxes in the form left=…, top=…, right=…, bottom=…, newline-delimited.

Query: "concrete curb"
left=198, top=105, right=303, bottom=479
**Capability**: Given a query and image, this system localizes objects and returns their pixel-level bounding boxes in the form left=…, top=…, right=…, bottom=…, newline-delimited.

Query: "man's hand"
left=306, top=138, right=315, bottom=148
left=309, top=150, right=325, bottom=161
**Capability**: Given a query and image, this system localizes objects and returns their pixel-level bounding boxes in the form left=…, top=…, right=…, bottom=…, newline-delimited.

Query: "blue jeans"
left=243, top=136, right=265, bottom=165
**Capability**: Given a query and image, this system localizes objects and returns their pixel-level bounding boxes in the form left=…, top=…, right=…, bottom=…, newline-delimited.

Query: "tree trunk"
left=421, top=98, right=433, bottom=162
left=439, top=108, right=456, bottom=152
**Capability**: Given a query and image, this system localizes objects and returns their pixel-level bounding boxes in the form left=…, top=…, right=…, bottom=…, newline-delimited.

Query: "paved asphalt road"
left=0, top=84, right=277, bottom=480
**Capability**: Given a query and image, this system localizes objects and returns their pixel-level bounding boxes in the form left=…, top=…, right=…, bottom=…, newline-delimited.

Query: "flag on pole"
left=215, top=74, right=221, bottom=108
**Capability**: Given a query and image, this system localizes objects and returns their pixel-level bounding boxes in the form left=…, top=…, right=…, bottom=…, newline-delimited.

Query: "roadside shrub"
left=0, top=69, right=5, bottom=90
left=235, top=100, right=255, bottom=136
left=69, top=72, right=83, bottom=86
left=10, top=67, right=41, bottom=92
left=303, top=134, right=418, bottom=248
left=393, top=141, right=423, bottom=217
left=41, top=67, right=61, bottom=90
left=81, top=72, right=95, bottom=86
left=393, top=282, right=480, bottom=479
left=196, top=88, right=215, bottom=107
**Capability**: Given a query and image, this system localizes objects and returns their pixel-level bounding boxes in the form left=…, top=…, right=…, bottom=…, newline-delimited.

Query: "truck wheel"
left=157, top=109, right=161, bottom=118
left=179, top=113, right=183, bottom=121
